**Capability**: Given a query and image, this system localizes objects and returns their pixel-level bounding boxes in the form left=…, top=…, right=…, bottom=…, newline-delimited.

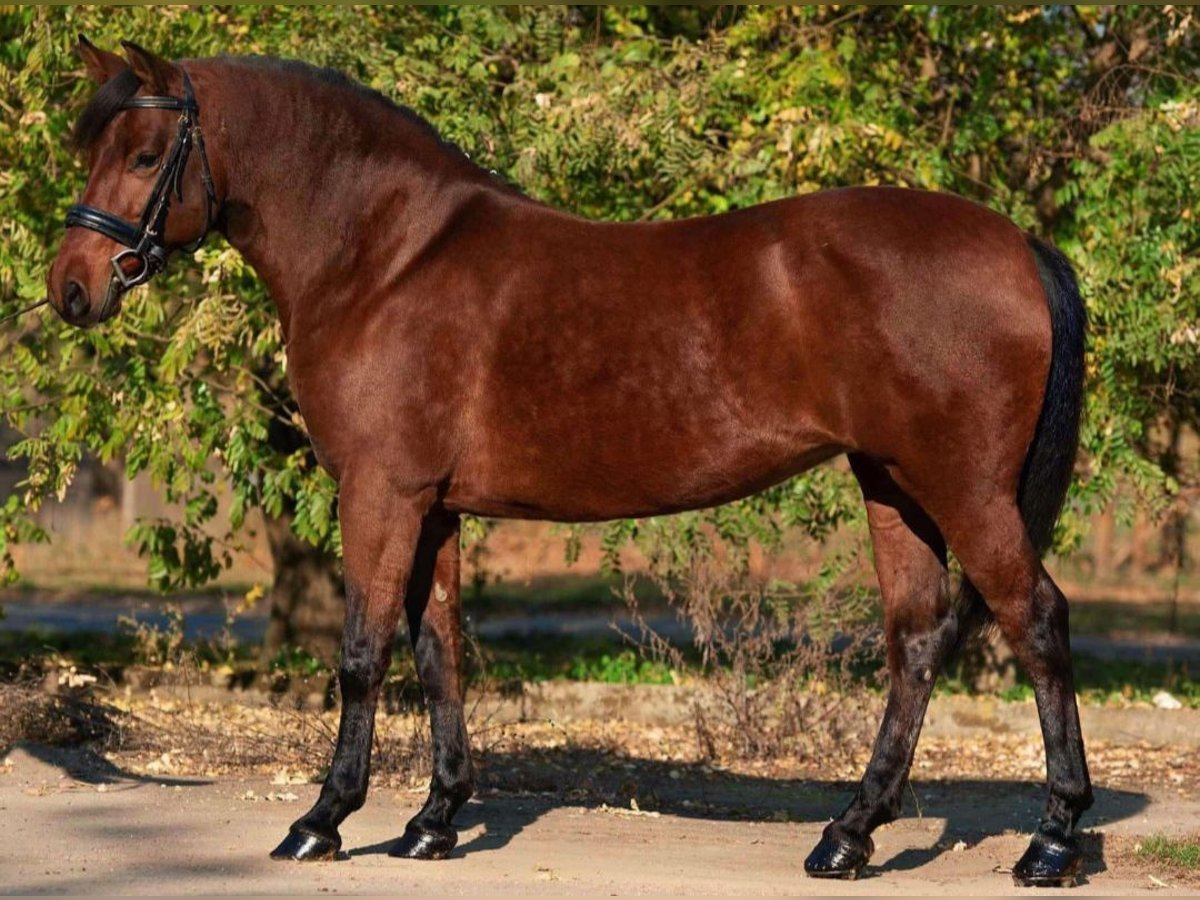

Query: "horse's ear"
left=77, top=34, right=127, bottom=85
left=120, top=40, right=176, bottom=93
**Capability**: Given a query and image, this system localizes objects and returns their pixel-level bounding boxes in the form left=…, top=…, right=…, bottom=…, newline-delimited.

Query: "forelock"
left=72, top=68, right=141, bottom=151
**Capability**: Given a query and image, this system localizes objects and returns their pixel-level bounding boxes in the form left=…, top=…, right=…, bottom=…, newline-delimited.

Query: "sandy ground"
left=2, top=744, right=1197, bottom=896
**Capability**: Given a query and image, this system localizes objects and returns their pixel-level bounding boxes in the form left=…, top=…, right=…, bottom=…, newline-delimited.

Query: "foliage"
left=564, top=648, right=674, bottom=685
left=0, top=6, right=1196, bottom=593
left=266, top=644, right=329, bottom=678
left=1058, top=83, right=1200, bottom=537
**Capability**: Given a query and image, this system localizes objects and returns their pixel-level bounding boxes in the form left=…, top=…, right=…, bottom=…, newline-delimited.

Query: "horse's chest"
left=284, top=349, right=365, bottom=481
left=287, top=377, right=341, bottom=478
left=284, top=337, right=451, bottom=486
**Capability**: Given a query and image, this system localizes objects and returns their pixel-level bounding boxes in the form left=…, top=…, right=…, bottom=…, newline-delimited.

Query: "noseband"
left=64, top=69, right=217, bottom=292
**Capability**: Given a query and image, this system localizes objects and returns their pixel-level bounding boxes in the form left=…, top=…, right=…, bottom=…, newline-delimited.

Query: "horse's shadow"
left=349, top=745, right=1139, bottom=878
left=7, top=739, right=212, bottom=788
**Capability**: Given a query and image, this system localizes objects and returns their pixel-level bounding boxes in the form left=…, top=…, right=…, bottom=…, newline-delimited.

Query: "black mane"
left=73, top=54, right=475, bottom=171
left=222, top=55, right=518, bottom=193
left=70, top=53, right=521, bottom=196
left=222, top=55, right=450, bottom=146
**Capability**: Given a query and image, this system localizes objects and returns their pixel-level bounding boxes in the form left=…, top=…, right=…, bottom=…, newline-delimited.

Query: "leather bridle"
left=64, top=69, right=217, bottom=293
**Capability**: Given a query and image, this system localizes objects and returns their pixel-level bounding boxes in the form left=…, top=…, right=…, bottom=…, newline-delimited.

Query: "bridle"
left=64, top=69, right=217, bottom=293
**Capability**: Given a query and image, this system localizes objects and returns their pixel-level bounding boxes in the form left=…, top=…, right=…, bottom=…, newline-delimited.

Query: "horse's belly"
left=444, top=423, right=841, bottom=522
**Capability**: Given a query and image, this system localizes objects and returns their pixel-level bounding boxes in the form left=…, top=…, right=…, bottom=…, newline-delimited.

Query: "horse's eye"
left=133, top=151, right=161, bottom=170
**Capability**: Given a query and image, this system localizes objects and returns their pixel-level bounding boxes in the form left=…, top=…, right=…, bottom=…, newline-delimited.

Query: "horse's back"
left=437, top=187, right=1050, bottom=520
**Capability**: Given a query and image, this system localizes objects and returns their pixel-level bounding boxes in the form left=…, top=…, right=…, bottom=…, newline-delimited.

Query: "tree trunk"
left=1127, top=509, right=1152, bottom=574
left=957, top=627, right=1019, bottom=694
left=1092, top=504, right=1115, bottom=580
left=261, top=513, right=345, bottom=665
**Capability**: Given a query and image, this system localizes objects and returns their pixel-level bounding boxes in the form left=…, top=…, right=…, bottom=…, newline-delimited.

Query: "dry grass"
left=0, top=680, right=130, bottom=751
left=623, top=560, right=884, bottom=761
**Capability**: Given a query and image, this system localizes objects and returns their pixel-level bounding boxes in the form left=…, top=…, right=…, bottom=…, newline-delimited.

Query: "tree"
left=1, top=7, right=1196, bottom=655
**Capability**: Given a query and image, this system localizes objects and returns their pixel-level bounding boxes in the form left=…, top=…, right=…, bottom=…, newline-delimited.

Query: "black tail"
left=955, top=236, right=1087, bottom=645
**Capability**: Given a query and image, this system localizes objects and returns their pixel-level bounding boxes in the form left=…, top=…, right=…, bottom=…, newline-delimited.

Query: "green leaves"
left=126, top=518, right=225, bottom=590
left=0, top=6, right=1195, bottom=591
left=1058, top=86, right=1200, bottom=535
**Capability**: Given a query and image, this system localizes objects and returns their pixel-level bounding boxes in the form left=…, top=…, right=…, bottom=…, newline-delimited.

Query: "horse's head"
left=47, top=36, right=218, bottom=327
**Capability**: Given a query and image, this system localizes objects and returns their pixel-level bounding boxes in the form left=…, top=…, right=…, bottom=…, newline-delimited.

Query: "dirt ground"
left=3, top=681, right=1199, bottom=895
left=2, top=733, right=1198, bottom=896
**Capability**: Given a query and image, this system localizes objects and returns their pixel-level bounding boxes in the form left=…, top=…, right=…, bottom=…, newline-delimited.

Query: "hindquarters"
left=829, top=214, right=1087, bottom=646
left=815, top=229, right=1090, bottom=882
left=808, top=192, right=1057, bottom=505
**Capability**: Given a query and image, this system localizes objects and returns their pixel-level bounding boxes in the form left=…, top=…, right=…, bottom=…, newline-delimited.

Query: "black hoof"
left=1012, top=828, right=1083, bottom=888
left=804, top=826, right=873, bottom=880
left=390, top=823, right=458, bottom=860
left=270, top=828, right=341, bottom=862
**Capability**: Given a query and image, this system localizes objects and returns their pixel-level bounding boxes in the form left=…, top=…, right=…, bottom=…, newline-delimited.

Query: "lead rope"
left=0, top=297, right=49, bottom=325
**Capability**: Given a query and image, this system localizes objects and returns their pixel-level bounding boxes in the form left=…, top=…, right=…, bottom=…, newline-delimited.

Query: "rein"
left=64, top=68, right=217, bottom=292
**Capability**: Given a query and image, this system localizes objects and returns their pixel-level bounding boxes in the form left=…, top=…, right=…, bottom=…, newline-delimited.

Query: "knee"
left=339, top=636, right=389, bottom=696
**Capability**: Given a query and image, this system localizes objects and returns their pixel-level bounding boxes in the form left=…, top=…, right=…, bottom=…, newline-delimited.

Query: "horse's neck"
left=202, top=60, right=492, bottom=335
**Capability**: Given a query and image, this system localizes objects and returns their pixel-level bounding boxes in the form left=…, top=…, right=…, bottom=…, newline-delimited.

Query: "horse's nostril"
left=64, top=280, right=90, bottom=320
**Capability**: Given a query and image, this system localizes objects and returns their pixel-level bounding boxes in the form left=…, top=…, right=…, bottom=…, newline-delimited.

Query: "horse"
left=47, top=37, right=1092, bottom=887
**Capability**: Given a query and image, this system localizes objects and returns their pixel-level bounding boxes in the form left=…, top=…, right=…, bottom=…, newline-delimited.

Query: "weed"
left=625, top=557, right=883, bottom=760
left=117, top=605, right=186, bottom=668
left=267, top=645, right=329, bottom=677
left=1136, top=834, right=1200, bottom=870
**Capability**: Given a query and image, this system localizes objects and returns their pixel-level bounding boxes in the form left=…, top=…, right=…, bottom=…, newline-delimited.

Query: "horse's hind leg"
left=805, top=454, right=958, bottom=879
left=936, top=500, right=1092, bottom=887
left=390, top=508, right=475, bottom=859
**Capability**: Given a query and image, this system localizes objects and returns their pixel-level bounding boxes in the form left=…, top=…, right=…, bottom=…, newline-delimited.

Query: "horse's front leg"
left=271, top=474, right=433, bottom=861
left=391, top=508, right=474, bottom=859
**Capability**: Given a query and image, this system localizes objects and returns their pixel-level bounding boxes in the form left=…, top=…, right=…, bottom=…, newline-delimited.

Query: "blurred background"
left=1, top=5, right=1197, bottom=712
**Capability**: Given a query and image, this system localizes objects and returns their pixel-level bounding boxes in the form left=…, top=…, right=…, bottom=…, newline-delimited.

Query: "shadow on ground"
left=0, top=740, right=1151, bottom=890
left=349, top=745, right=1143, bottom=880
left=7, top=739, right=211, bottom=787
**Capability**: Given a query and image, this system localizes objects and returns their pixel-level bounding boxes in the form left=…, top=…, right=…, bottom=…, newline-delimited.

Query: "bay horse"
left=47, top=38, right=1092, bottom=887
